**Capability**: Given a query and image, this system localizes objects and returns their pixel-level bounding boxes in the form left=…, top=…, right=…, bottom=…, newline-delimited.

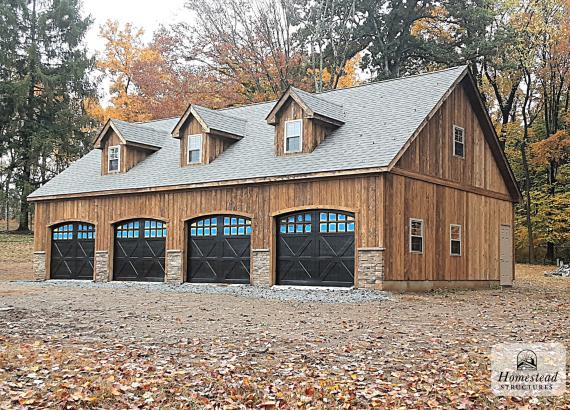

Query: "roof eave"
left=123, top=140, right=161, bottom=151
left=461, top=71, right=522, bottom=202
left=93, top=119, right=127, bottom=149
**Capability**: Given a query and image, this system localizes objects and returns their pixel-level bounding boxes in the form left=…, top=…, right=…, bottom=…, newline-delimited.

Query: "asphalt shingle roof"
left=291, top=87, right=345, bottom=123
left=113, top=119, right=177, bottom=148
left=29, top=66, right=467, bottom=199
left=192, top=105, right=248, bottom=137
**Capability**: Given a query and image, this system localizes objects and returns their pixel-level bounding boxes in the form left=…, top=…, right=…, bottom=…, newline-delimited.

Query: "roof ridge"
left=217, top=99, right=277, bottom=113
left=193, top=104, right=248, bottom=122
left=290, top=86, right=345, bottom=109
left=112, top=118, right=171, bottom=134
left=135, top=116, right=179, bottom=124
left=214, top=65, right=468, bottom=115
left=315, top=65, right=468, bottom=96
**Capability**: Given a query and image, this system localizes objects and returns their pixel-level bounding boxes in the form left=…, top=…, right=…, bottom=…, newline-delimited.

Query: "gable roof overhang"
left=171, top=104, right=246, bottom=140
left=387, top=67, right=522, bottom=203
left=265, top=87, right=345, bottom=127
left=93, top=119, right=162, bottom=151
left=93, top=119, right=126, bottom=149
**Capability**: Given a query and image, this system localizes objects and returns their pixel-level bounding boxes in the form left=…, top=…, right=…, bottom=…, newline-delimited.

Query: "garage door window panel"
left=113, top=219, right=166, bottom=282
left=51, top=222, right=95, bottom=280
left=187, top=215, right=251, bottom=284
left=277, top=210, right=355, bottom=287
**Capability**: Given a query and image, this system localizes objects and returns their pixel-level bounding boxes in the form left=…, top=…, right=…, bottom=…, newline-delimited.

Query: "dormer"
left=266, top=87, right=345, bottom=156
left=171, top=104, right=247, bottom=166
left=94, top=119, right=162, bottom=175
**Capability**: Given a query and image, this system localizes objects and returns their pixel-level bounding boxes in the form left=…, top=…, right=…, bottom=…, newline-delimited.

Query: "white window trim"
left=409, top=218, right=424, bottom=254
left=450, top=224, right=462, bottom=256
left=453, top=125, right=465, bottom=158
left=284, top=119, right=303, bottom=153
left=108, top=145, right=120, bottom=173
left=187, top=134, right=203, bottom=165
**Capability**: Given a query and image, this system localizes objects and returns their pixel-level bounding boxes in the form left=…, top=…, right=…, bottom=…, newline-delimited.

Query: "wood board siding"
left=274, top=98, right=332, bottom=155
left=180, top=117, right=203, bottom=166
left=123, top=145, right=154, bottom=172
left=100, top=130, right=153, bottom=174
left=100, top=131, right=123, bottom=175
left=383, top=173, right=513, bottom=281
left=396, top=82, right=510, bottom=196
left=180, top=116, right=232, bottom=165
left=33, top=174, right=386, bottom=278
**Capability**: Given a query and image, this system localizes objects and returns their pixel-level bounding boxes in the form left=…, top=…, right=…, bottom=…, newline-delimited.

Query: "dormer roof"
left=172, top=104, right=247, bottom=139
left=94, top=118, right=170, bottom=150
left=30, top=66, right=520, bottom=202
left=266, top=86, right=345, bottom=126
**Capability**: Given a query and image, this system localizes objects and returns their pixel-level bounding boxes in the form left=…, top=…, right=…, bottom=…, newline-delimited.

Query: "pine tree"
left=0, top=0, right=94, bottom=231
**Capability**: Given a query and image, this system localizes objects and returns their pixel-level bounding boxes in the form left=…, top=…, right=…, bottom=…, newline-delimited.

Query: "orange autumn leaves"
left=86, top=20, right=361, bottom=124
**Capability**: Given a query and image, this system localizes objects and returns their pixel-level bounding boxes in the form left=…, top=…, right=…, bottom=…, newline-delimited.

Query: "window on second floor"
left=284, top=119, right=302, bottom=153
left=450, top=224, right=462, bottom=256
left=108, top=146, right=120, bottom=173
left=409, top=218, right=424, bottom=253
left=188, top=134, right=202, bottom=164
left=453, top=125, right=465, bottom=158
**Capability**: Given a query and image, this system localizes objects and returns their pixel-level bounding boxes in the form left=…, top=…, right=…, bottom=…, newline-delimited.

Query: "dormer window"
left=453, top=125, right=465, bottom=158
left=108, top=146, right=120, bottom=173
left=188, top=134, right=202, bottom=164
left=285, top=120, right=302, bottom=153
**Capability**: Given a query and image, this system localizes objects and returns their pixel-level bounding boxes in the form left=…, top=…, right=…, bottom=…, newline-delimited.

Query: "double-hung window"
left=108, top=146, right=120, bottom=173
left=409, top=218, right=424, bottom=253
left=284, top=119, right=302, bottom=153
left=453, top=125, right=465, bottom=158
left=450, top=224, right=462, bottom=256
left=188, top=134, right=202, bottom=164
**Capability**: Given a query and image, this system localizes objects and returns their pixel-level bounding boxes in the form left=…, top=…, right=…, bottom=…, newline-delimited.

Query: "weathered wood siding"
left=385, top=80, right=515, bottom=282
left=180, top=116, right=202, bottom=166
left=384, top=174, right=513, bottom=281
left=395, top=82, right=510, bottom=196
left=123, top=145, right=154, bottom=172
left=274, top=98, right=332, bottom=155
left=33, top=174, right=386, bottom=278
left=100, top=130, right=153, bottom=174
left=100, top=131, right=122, bottom=175
left=180, top=116, right=232, bottom=165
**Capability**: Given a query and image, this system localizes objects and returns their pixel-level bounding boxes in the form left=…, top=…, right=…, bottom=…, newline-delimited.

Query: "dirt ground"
left=0, top=264, right=569, bottom=409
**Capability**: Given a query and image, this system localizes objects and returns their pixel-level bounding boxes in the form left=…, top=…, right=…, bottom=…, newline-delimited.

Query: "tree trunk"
left=520, top=143, right=534, bottom=264
left=17, top=0, right=36, bottom=232
left=546, top=242, right=555, bottom=263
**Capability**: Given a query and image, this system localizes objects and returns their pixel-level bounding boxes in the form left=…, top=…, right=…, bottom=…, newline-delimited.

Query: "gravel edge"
left=8, top=280, right=392, bottom=304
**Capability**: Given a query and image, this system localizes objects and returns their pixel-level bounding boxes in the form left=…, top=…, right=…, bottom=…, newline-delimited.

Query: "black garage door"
left=277, top=210, right=355, bottom=287
left=113, top=219, right=166, bottom=281
left=187, top=215, right=251, bottom=284
left=50, top=222, right=95, bottom=280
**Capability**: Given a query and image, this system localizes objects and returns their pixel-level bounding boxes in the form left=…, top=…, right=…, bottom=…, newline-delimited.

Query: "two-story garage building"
left=28, top=66, right=520, bottom=290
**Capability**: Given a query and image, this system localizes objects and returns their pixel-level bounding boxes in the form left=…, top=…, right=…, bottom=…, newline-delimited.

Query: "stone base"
left=33, top=251, right=46, bottom=281
left=94, top=251, right=109, bottom=282
left=166, top=250, right=183, bottom=284
left=251, top=249, right=270, bottom=287
left=382, top=280, right=500, bottom=292
left=357, top=247, right=384, bottom=289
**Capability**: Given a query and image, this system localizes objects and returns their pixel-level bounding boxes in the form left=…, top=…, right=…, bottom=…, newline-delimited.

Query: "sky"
left=82, top=0, right=190, bottom=55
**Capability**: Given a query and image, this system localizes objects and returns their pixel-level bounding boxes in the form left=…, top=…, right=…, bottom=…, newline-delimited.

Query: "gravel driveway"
left=1, top=265, right=569, bottom=408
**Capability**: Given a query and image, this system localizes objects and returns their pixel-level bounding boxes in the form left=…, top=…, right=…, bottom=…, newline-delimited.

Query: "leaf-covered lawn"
left=0, top=264, right=568, bottom=409
left=0, top=233, right=34, bottom=281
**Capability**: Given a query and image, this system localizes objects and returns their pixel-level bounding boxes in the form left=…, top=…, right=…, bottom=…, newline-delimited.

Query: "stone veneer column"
left=251, top=249, right=271, bottom=287
left=165, top=250, right=183, bottom=284
left=94, top=251, right=109, bottom=282
left=357, top=247, right=385, bottom=289
left=33, top=251, right=46, bottom=281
